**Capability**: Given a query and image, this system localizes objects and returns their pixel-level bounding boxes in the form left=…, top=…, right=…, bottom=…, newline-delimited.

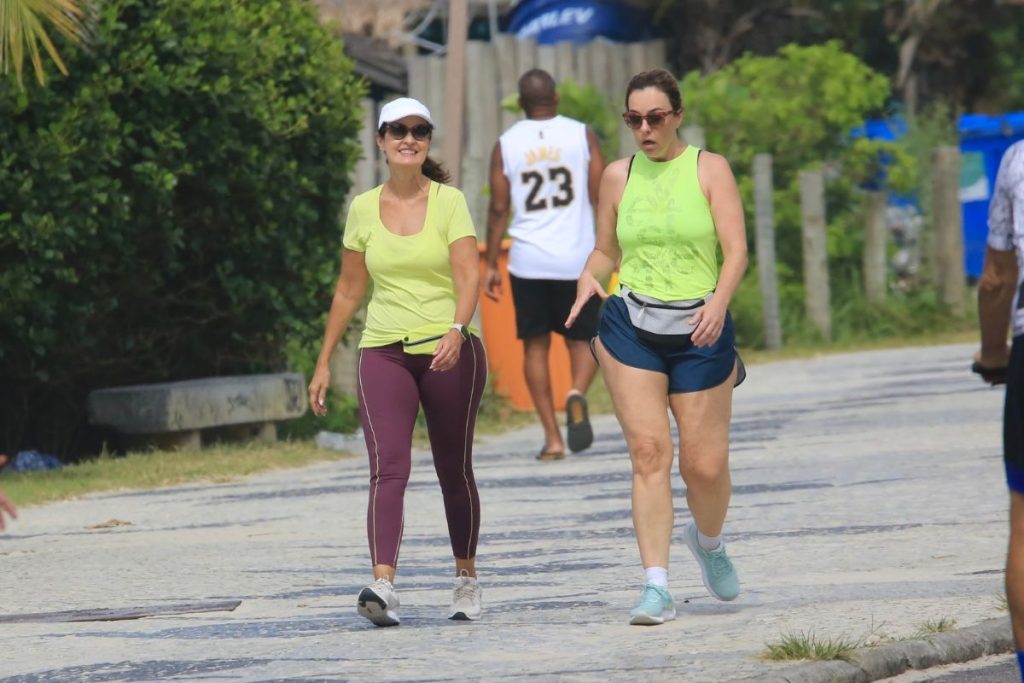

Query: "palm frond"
left=0, top=0, right=88, bottom=88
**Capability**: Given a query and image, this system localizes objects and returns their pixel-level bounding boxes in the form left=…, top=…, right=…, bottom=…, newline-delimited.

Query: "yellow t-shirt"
left=342, top=181, right=478, bottom=353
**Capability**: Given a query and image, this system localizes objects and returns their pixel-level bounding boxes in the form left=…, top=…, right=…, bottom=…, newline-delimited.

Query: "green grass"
left=763, top=617, right=964, bottom=663
left=762, top=631, right=860, bottom=662
left=762, top=613, right=952, bottom=659
left=914, top=617, right=957, bottom=636
left=2, top=441, right=349, bottom=508
left=996, top=593, right=1010, bottom=612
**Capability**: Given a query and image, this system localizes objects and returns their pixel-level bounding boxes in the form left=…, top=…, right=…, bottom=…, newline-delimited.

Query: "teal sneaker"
left=684, top=522, right=740, bottom=601
left=628, top=582, right=676, bottom=625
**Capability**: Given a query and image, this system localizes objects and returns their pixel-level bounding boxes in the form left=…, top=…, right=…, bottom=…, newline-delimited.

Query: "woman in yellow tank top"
left=566, top=69, right=749, bottom=625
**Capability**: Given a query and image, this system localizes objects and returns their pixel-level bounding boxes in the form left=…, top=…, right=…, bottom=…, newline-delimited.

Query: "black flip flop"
left=566, top=394, right=594, bottom=453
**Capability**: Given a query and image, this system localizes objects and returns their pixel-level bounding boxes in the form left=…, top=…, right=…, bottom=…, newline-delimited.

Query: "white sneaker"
left=357, top=577, right=400, bottom=627
left=448, top=573, right=482, bottom=621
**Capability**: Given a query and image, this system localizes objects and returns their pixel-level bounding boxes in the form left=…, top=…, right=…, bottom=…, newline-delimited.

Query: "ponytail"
left=422, top=156, right=451, bottom=184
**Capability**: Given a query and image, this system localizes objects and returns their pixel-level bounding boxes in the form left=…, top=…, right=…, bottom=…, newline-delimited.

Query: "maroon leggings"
left=357, top=337, right=487, bottom=567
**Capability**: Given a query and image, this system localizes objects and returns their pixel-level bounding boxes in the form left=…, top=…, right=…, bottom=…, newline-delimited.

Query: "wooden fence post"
left=442, top=0, right=468, bottom=187
left=588, top=38, right=613, bottom=101
left=354, top=97, right=377, bottom=193
left=537, top=44, right=557, bottom=78
left=492, top=34, right=519, bottom=131
left=618, top=44, right=648, bottom=156
left=799, top=168, right=832, bottom=341
left=683, top=125, right=705, bottom=149
left=863, top=190, right=888, bottom=303
left=753, top=153, right=783, bottom=349
left=330, top=99, right=377, bottom=397
left=514, top=37, right=537, bottom=82
left=462, top=40, right=497, bottom=237
left=554, top=41, right=574, bottom=83
left=931, top=146, right=966, bottom=315
left=644, top=39, right=666, bottom=71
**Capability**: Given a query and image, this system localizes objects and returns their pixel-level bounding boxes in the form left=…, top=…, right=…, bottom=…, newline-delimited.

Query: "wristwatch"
left=450, top=323, right=470, bottom=340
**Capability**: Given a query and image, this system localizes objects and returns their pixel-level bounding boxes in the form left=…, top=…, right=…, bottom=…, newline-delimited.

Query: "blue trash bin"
left=959, top=112, right=1024, bottom=278
left=853, top=112, right=1024, bottom=279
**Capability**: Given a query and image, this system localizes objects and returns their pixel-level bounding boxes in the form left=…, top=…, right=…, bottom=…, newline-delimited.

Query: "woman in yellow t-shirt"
left=567, top=70, right=748, bottom=625
left=308, top=98, right=486, bottom=628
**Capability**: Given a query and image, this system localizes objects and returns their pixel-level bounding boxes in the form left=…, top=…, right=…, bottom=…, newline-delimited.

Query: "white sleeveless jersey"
left=500, top=115, right=595, bottom=280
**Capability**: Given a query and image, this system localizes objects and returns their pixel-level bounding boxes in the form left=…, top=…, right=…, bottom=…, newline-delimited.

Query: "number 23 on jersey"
left=520, top=166, right=575, bottom=212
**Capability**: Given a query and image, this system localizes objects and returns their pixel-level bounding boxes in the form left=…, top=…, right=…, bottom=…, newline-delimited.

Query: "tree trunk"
left=931, top=146, right=966, bottom=316
left=863, top=190, right=888, bottom=304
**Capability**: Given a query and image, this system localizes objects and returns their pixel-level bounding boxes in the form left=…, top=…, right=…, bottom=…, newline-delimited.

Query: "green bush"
left=682, top=42, right=896, bottom=175
left=552, top=80, right=619, bottom=161
left=0, top=0, right=365, bottom=458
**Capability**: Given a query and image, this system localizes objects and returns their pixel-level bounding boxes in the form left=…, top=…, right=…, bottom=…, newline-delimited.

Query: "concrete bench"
left=86, top=373, right=307, bottom=450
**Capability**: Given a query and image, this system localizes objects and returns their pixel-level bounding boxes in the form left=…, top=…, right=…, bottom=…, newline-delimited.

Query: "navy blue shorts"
left=596, top=294, right=737, bottom=394
left=1006, top=335, right=1024, bottom=493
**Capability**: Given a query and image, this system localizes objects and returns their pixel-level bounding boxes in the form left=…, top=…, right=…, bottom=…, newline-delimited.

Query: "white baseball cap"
left=378, top=97, right=434, bottom=129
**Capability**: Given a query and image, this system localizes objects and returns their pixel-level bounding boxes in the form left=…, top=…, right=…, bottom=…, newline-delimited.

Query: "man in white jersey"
left=484, top=69, right=605, bottom=460
left=975, top=139, right=1024, bottom=679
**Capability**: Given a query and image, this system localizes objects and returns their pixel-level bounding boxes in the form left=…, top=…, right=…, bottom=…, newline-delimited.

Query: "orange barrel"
left=478, top=239, right=572, bottom=411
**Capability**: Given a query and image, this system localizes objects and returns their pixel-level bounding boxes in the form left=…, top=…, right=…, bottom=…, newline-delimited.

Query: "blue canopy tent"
left=505, top=0, right=650, bottom=44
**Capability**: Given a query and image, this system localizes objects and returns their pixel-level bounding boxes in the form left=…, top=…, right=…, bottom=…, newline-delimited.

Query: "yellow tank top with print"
left=616, top=146, right=718, bottom=300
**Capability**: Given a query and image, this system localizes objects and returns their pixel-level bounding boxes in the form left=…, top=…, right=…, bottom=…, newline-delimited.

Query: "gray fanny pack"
left=620, top=285, right=712, bottom=345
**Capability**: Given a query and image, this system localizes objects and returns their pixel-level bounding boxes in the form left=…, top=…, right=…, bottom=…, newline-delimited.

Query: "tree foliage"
left=552, top=80, right=620, bottom=161
left=0, top=0, right=365, bottom=458
left=680, top=42, right=920, bottom=345
left=640, top=0, right=1023, bottom=116
left=682, top=42, right=891, bottom=172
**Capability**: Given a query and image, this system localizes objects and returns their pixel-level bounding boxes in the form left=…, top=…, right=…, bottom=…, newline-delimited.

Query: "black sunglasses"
left=383, top=122, right=433, bottom=141
left=622, top=110, right=679, bottom=130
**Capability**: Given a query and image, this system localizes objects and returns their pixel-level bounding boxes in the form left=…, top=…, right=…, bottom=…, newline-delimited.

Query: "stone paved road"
left=881, top=653, right=1017, bottom=682
left=0, top=343, right=1012, bottom=682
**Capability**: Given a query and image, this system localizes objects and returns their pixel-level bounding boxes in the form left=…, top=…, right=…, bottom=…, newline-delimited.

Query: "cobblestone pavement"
left=882, top=653, right=1017, bottom=682
left=0, top=343, right=1012, bottom=682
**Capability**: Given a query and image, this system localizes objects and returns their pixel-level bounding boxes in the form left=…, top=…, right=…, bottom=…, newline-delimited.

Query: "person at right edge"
left=0, top=489, right=15, bottom=531
left=566, top=68, right=748, bottom=625
left=973, top=138, right=1024, bottom=681
left=484, top=69, right=605, bottom=461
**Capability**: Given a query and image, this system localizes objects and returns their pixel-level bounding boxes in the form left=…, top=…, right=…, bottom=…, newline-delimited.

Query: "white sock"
left=697, top=529, right=723, bottom=552
left=644, top=566, right=668, bottom=587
